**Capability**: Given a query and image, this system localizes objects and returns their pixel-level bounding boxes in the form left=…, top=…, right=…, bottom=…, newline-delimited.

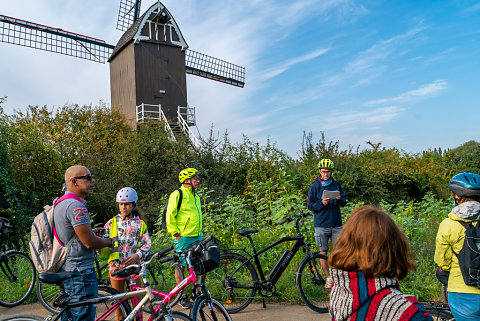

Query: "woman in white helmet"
left=102, top=187, right=151, bottom=321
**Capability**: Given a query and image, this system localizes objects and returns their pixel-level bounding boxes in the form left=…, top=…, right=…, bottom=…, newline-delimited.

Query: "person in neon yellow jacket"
left=166, top=168, right=202, bottom=308
left=434, top=172, right=480, bottom=321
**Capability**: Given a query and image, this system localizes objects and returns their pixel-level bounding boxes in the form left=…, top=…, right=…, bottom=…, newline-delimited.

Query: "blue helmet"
left=449, top=172, right=480, bottom=197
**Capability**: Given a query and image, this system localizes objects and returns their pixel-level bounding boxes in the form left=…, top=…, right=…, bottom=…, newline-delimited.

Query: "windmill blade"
left=0, top=14, right=114, bottom=63
left=185, top=49, right=245, bottom=88
left=117, top=0, right=142, bottom=31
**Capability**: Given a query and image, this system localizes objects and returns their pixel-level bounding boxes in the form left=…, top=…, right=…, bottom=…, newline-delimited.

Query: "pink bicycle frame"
left=96, top=266, right=197, bottom=321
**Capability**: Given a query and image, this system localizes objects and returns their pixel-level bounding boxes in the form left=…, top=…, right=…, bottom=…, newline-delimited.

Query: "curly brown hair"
left=328, top=205, right=416, bottom=280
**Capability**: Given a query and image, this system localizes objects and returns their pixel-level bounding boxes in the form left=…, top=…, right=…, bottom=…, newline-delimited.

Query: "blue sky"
left=1, top=1, right=480, bottom=156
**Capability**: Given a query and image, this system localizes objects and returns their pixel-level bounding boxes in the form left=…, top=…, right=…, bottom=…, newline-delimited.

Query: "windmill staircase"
left=136, top=103, right=200, bottom=148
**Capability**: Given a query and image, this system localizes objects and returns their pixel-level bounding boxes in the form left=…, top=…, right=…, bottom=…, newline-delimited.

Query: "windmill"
left=0, top=1, right=245, bottom=146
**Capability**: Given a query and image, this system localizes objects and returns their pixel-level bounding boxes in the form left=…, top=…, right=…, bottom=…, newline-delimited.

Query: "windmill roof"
left=108, top=2, right=188, bottom=62
left=108, top=12, right=145, bottom=61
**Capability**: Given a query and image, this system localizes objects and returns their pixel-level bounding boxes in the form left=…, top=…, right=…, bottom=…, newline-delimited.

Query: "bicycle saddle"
left=238, top=229, right=259, bottom=236
left=39, top=271, right=78, bottom=285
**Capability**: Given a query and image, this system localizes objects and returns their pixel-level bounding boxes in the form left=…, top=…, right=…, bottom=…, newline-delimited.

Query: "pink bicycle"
left=3, top=236, right=231, bottom=321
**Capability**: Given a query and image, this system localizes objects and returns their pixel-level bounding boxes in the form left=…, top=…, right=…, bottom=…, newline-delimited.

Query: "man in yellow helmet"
left=166, top=167, right=203, bottom=308
left=308, top=159, right=347, bottom=289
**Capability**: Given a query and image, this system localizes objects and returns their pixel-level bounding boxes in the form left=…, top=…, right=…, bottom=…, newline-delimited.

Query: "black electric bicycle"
left=204, top=211, right=329, bottom=313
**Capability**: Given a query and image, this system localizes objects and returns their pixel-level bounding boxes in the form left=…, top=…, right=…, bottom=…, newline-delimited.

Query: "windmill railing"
left=177, top=108, right=200, bottom=148
left=178, top=106, right=196, bottom=126
left=136, top=103, right=176, bottom=141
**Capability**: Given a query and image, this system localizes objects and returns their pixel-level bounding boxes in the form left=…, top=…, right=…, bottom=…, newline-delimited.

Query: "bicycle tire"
left=155, top=311, right=193, bottom=321
left=0, top=315, right=44, bottom=321
left=95, top=285, right=132, bottom=321
left=150, top=261, right=184, bottom=307
left=202, top=252, right=258, bottom=314
left=0, top=251, right=36, bottom=307
left=424, top=308, right=455, bottom=321
left=296, top=252, right=330, bottom=313
left=441, top=283, right=448, bottom=304
left=190, top=297, right=232, bottom=321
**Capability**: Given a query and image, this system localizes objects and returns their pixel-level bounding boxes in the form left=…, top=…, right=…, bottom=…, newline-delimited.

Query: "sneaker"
left=179, top=295, right=192, bottom=309
left=325, top=277, right=332, bottom=289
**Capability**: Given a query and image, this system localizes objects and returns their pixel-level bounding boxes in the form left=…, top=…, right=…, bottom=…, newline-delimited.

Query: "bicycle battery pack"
left=268, top=250, right=294, bottom=283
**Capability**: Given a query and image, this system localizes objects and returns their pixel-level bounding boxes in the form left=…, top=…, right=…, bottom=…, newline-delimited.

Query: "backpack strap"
left=52, top=193, right=86, bottom=247
left=54, top=193, right=85, bottom=207
left=177, top=188, right=183, bottom=210
left=453, top=217, right=479, bottom=257
left=458, top=220, right=472, bottom=229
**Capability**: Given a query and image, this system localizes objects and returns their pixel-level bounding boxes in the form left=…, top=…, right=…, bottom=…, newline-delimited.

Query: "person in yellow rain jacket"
left=103, top=187, right=151, bottom=321
left=434, top=172, right=480, bottom=321
left=166, top=168, right=203, bottom=308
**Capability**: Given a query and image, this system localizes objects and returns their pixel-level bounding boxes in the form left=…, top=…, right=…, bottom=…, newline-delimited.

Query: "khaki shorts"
left=314, top=226, right=342, bottom=251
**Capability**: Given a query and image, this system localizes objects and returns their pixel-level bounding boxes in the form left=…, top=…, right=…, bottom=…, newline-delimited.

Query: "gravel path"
left=0, top=302, right=331, bottom=320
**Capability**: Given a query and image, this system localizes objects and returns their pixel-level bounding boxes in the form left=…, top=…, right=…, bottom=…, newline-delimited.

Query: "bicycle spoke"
left=203, top=253, right=257, bottom=313
left=0, top=252, right=36, bottom=307
left=296, top=255, right=329, bottom=313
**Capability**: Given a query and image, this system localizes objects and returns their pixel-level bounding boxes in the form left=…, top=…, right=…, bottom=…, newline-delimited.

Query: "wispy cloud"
left=462, top=3, right=480, bottom=14
left=324, top=25, right=426, bottom=87
left=365, top=80, right=448, bottom=106
left=261, top=48, right=330, bottom=80
left=322, top=106, right=405, bottom=132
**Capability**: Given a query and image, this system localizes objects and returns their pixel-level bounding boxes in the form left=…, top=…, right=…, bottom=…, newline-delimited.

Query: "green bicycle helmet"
left=179, top=168, right=200, bottom=183
left=318, top=159, right=334, bottom=170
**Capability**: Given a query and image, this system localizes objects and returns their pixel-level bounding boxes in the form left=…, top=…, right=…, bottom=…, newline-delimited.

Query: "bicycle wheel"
left=296, top=252, right=330, bottom=313
left=149, top=261, right=184, bottom=307
left=95, top=285, right=132, bottom=321
left=202, top=252, right=257, bottom=313
left=0, top=251, right=36, bottom=307
left=155, top=311, right=192, bottom=321
left=424, top=308, right=455, bottom=321
left=36, top=279, right=63, bottom=313
left=190, top=297, right=232, bottom=321
left=0, top=315, right=44, bottom=321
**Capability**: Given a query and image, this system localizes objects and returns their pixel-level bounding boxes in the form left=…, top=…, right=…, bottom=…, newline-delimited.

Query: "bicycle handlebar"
left=111, top=246, right=174, bottom=278
left=157, top=235, right=215, bottom=265
left=277, top=211, right=312, bottom=226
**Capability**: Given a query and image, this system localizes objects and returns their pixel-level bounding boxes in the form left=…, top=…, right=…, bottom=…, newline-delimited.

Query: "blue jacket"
left=308, top=177, right=347, bottom=228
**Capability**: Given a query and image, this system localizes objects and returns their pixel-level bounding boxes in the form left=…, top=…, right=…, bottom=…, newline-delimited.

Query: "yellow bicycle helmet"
left=318, top=159, right=334, bottom=170
left=179, top=168, right=200, bottom=183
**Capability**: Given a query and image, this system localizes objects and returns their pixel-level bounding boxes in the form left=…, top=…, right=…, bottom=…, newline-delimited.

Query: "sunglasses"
left=73, top=174, right=94, bottom=181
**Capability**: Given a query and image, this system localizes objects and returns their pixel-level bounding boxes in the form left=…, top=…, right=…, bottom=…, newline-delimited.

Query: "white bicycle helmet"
left=116, top=187, right=138, bottom=203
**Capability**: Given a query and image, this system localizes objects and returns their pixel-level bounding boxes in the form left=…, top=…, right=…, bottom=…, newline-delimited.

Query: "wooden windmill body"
left=0, top=1, right=245, bottom=143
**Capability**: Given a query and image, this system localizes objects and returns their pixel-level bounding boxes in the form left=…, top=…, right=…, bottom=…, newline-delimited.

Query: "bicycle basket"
left=0, top=217, right=10, bottom=235
left=192, top=238, right=220, bottom=275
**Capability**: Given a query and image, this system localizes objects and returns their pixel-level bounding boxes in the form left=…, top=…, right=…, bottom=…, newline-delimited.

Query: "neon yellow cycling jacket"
left=166, top=185, right=202, bottom=239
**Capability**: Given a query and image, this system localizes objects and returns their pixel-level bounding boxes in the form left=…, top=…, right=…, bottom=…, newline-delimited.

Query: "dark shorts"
left=314, top=226, right=342, bottom=251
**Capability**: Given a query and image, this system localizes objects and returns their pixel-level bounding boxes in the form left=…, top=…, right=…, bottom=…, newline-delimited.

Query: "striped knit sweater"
left=329, top=269, right=433, bottom=321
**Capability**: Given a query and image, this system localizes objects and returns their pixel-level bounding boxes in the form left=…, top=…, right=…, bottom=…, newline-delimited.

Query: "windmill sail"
left=185, top=49, right=245, bottom=88
left=117, top=0, right=142, bottom=31
left=0, top=14, right=114, bottom=63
